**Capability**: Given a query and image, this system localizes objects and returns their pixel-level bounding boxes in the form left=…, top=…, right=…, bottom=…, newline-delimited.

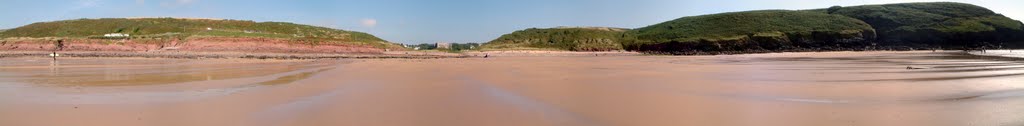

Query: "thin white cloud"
left=136, top=0, right=145, bottom=4
left=361, top=19, right=378, bottom=27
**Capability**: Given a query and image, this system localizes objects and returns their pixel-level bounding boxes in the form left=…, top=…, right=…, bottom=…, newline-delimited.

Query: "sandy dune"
left=1, top=51, right=1023, bottom=126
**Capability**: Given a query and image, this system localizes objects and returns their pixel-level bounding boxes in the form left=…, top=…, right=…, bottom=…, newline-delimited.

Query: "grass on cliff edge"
left=0, top=18, right=401, bottom=48
left=483, top=27, right=628, bottom=51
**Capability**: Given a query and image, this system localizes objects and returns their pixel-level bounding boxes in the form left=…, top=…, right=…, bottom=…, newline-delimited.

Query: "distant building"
left=436, top=42, right=451, bottom=49
left=103, top=33, right=130, bottom=38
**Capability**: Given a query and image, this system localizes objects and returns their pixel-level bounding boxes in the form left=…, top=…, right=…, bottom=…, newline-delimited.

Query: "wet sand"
left=1, top=51, right=1024, bottom=126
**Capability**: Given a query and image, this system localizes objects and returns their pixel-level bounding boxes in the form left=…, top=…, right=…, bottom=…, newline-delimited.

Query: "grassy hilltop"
left=484, top=2, right=1024, bottom=54
left=0, top=18, right=399, bottom=48
left=811, top=2, right=1024, bottom=47
left=623, top=10, right=877, bottom=53
left=483, top=27, right=628, bottom=51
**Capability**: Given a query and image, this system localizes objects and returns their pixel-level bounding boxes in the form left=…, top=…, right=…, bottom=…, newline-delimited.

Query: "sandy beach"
left=1, top=51, right=1023, bottom=126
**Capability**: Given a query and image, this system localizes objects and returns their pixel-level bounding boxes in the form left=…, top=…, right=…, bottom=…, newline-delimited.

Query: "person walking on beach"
left=52, top=40, right=64, bottom=61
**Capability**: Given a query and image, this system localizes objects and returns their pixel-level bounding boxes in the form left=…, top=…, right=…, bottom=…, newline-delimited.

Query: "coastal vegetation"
left=622, top=10, right=876, bottom=54
left=808, top=2, right=1024, bottom=47
left=483, top=2, right=1024, bottom=54
left=483, top=27, right=627, bottom=51
left=0, top=18, right=400, bottom=48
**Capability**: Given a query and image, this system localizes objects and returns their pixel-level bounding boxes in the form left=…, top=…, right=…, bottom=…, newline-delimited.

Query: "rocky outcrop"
left=2, top=38, right=160, bottom=51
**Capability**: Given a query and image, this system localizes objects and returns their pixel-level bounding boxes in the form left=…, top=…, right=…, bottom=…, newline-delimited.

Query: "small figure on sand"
left=484, top=53, right=489, bottom=58
left=52, top=40, right=64, bottom=61
left=49, top=52, right=60, bottom=58
left=906, top=66, right=925, bottom=70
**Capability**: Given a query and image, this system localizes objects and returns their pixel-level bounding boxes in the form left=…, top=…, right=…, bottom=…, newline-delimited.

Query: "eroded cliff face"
left=1, top=38, right=160, bottom=52
left=0, top=37, right=390, bottom=54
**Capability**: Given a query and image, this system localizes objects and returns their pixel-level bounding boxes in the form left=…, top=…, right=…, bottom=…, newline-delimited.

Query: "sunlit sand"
left=2, top=51, right=1023, bottom=126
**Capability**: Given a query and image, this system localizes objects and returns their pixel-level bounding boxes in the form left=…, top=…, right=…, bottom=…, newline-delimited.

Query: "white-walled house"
left=103, top=33, right=130, bottom=37
left=436, top=42, right=451, bottom=49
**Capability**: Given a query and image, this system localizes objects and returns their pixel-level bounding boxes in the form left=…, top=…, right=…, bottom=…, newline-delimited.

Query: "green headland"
left=483, top=2, right=1024, bottom=54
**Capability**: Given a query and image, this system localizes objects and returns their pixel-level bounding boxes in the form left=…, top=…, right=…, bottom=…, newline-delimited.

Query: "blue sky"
left=2, top=0, right=1022, bottom=44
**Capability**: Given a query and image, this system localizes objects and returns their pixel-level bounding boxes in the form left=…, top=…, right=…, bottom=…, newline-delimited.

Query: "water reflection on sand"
left=1, top=58, right=336, bottom=86
left=1, top=51, right=1023, bottom=126
left=0, top=58, right=337, bottom=104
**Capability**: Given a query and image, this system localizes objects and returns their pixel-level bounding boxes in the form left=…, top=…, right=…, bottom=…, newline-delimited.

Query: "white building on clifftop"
left=436, top=42, right=451, bottom=49
left=103, top=33, right=130, bottom=37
